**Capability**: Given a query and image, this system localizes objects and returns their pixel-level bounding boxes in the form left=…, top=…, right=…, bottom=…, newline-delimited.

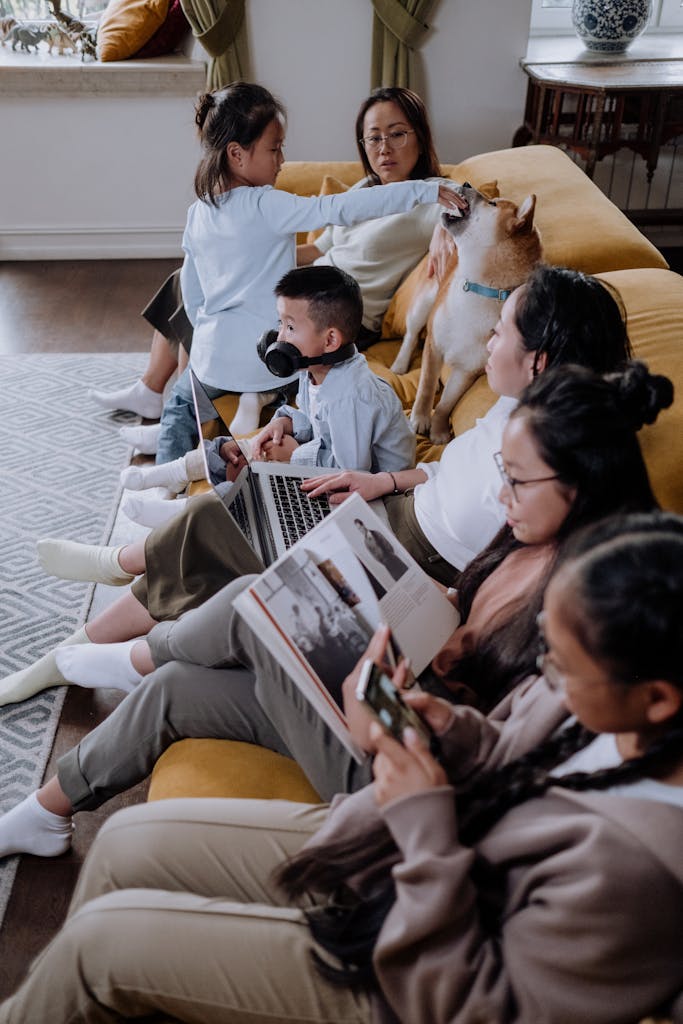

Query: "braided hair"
left=277, top=512, right=683, bottom=992
left=193, top=81, right=286, bottom=205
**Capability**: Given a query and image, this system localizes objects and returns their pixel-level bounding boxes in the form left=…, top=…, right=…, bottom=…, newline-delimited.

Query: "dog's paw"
left=429, top=416, right=453, bottom=446
left=429, top=427, right=452, bottom=446
left=410, top=409, right=432, bottom=436
left=391, top=354, right=411, bottom=375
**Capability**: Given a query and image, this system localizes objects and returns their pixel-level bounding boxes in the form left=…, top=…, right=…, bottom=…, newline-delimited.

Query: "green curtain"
left=180, top=0, right=249, bottom=91
left=370, top=0, right=438, bottom=89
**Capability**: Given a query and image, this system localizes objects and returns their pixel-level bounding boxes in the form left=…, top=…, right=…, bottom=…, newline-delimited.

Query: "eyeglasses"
left=536, top=612, right=564, bottom=691
left=359, top=129, right=416, bottom=152
left=493, top=451, right=560, bottom=503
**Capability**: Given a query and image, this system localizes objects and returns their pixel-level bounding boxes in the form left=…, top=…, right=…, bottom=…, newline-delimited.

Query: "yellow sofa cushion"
left=148, top=738, right=322, bottom=802
left=598, top=267, right=683, bottom=514
left=96, top=0, right=169, bottom=60
left=276, top=161, right=364, bottom=198
left=306, top=175, right=350, bottom=244
left=454, top=146, right=667, bottom=275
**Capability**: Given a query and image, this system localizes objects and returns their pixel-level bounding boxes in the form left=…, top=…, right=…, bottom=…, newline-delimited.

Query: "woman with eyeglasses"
left=0, top=361, right=672, bottom=864
left=297, top=85, right=452, bottom=349
left=2, top=515, right=682, bottom=1024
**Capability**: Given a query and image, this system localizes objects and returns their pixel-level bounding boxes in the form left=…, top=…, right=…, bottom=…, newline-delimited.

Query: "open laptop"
left=189, top=370, right=337, bottom=566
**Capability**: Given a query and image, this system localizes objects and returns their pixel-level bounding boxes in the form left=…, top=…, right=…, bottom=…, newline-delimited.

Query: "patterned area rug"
left=0, top=352, right=147, bottom=928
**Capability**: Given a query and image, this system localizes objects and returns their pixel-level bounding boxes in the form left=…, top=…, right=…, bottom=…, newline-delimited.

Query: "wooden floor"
left=0, top=259, right=179, bottom=1000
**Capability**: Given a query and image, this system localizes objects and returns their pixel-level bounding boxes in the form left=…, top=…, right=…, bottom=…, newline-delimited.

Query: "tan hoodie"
left=307, top=678, right=683, bottom=1024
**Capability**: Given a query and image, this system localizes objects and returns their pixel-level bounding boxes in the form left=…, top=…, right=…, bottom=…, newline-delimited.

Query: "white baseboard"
left=0, top=226, right=184, bottom=260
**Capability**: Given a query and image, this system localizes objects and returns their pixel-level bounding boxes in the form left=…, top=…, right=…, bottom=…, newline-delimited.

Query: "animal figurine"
left=393, top=184, right=542, bottom=444
left=0, top=16, right=17, bottom=44
left=45, top=21, right=77, bottom=54
left=8, top=22, right=49, bottom=53
left=47, top=0, right=97, bottom=60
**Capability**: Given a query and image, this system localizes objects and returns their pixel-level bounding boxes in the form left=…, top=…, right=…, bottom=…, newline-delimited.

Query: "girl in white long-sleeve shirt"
left=156, top=81, right=464, bottom=465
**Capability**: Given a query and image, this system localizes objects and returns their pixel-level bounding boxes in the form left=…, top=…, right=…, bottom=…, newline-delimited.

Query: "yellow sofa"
left=149, top=144, right=682, bottom=805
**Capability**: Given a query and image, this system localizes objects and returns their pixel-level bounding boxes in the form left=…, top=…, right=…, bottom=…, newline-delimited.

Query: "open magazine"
left=233, top=492, right=460, bottom=763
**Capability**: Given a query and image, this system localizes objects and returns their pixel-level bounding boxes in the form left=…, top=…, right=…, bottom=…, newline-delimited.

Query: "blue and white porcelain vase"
left=571, top=0, right=652, bottom=52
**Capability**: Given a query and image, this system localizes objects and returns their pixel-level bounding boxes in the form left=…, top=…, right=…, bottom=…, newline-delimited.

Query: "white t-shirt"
left=181, top=179, right=440, bottom=392
left=413, top=396, right=517, bottom=571
left=553, top=728, right=683, bottom=809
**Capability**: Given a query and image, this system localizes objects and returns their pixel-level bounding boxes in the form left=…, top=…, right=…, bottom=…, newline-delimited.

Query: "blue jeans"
left=155, top=368, right=227, bottom=465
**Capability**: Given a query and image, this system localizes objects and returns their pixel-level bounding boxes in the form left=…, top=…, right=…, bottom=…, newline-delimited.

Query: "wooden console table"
left=514, top=58, right=683, bottom=182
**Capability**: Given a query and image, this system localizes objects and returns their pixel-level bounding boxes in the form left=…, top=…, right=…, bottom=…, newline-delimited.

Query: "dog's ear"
left=510, top=194, right=536, bottom=235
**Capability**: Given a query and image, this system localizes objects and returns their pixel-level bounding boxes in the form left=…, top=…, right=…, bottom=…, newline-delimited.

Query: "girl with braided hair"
left=1, top=371, right=681, bottom=1024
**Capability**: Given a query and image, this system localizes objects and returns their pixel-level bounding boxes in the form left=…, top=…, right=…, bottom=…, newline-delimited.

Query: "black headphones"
left=257, top=329, right=356, bottom=379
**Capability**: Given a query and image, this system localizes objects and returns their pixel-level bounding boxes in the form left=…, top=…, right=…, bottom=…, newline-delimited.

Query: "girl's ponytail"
left=195, top=90, right=216, bottom=131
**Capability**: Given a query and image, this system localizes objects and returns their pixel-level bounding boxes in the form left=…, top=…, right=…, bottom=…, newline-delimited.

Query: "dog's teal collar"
left=463, top=279, right=512, bottom=301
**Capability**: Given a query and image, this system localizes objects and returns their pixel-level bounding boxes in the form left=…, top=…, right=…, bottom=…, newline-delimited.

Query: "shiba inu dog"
left=393, top=184, right=542, bottom=444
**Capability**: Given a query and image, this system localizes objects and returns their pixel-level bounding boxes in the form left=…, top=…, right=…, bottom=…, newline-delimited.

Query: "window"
left=2, top=0, right=104, bottom=19
left=530, top=0, right=683, bottom=33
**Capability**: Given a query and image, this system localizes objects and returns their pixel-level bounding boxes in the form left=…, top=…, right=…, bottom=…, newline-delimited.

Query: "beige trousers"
left=0, top=798, right=372, bottom=1024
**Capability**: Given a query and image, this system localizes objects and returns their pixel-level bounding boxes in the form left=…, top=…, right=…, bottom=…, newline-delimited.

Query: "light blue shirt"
left=180, top=179, right=440, bottom=393
left=275, top=352, right=415, bottom=472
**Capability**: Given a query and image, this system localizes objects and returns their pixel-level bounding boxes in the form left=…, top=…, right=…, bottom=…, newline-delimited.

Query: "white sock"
left=120, top=456, right=189, bottom=495
left=56, top=639, right=143, bottom=694
left=37, top=539, right=134, bottom=585
left=121, top=492, right=187, bottom=528
left=229, top=391, right=279, bottom=436
left=0, top=626, right=90, bottom=708
left=0, top=792, right=74, bottom=860
left=119, top=423, right=162, bottom=454
left=89, top=379, right=164, bottom=419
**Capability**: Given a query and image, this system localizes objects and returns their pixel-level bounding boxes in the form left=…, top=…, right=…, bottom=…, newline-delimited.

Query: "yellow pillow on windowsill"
left=96, top=0, right=169, bottom=61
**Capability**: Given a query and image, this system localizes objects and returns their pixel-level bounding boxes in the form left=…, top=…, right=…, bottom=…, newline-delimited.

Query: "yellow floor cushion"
left=148, top=738, right=322, bottom=802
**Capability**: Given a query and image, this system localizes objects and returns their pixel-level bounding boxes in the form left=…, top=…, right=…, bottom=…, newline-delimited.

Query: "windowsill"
left=525, top=32, right=683, bottom=64
left=0, top=48, right=206, bottom=95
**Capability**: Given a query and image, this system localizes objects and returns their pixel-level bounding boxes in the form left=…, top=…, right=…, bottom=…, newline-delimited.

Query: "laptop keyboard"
left=226, top=489, right=256, bottom=549
left=269, top=475, right=330, bottom=548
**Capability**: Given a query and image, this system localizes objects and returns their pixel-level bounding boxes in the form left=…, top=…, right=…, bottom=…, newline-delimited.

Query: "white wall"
left=0, top=0, right=532, bottom=259
left=0, top=93, right=201, bottom=259
left=247, top=0, right=532, bottom=164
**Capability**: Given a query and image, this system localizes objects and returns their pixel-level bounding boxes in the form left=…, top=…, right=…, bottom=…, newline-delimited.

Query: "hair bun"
left=195, top=91, right=216, bottom=131
left=607, top=360, right=674, bottom=429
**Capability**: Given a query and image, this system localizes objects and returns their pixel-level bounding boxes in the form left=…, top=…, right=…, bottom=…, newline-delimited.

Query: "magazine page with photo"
left=233, top=493, right=459, bottom=761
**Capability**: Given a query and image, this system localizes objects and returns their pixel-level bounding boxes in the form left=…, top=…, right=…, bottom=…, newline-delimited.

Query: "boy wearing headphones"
left=249, top=265, right=414, bottom=473
left=118, top=266, right=415, bottom=502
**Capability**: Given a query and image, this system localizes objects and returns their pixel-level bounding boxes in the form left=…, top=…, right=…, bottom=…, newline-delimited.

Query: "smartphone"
left=355, top=659, right=434, bottom=749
